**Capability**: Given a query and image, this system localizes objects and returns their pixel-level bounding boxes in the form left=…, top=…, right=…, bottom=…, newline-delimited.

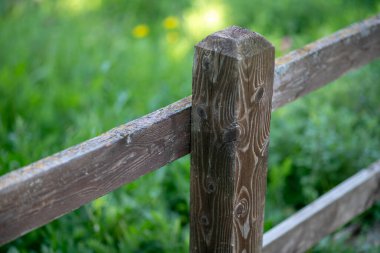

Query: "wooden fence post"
left=190, top=27, right=274, bottom=252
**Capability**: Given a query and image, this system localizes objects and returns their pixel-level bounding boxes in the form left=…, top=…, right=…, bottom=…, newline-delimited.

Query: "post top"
left=196, top=26, right=273, bottom=60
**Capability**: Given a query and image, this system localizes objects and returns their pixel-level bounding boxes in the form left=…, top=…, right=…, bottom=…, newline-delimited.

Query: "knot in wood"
left=196, top=106, right=207, bottom=120
left=223, top=128, right=237, bottom=143
left=205, top=178, right=216, bottom=193
left=253, top=86, right=265, bottom=102
left=199, top=215, right=209, bottom=226
left=234, top=199, right=249, bottom=218
left=201, top=52, right=211, bottom=72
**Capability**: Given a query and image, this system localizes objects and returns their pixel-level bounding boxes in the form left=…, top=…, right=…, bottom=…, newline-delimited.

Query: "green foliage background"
left=0, top=0, right=379, bottom=252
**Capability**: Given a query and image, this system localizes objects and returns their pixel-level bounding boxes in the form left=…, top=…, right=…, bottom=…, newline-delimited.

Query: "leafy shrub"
left=1, top=1, right=379, bottom=252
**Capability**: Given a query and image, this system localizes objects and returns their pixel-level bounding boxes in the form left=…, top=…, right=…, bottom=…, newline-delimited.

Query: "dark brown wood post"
left=190, top=27, right=274, bottom=252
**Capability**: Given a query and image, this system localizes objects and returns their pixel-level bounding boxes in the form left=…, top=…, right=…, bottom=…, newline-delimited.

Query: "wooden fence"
left=1, top=15, right=380, bottom=252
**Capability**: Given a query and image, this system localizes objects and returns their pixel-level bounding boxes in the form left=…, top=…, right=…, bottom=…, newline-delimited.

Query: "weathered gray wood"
left=0, top=97, right=191, bottom=245
left=190, top=27, right=274, bottom=252
left=273, top=15, right=380, bottom=109
left=0, top=15, right=379, bottom=245
left=263, top=161, right=380, bottom=253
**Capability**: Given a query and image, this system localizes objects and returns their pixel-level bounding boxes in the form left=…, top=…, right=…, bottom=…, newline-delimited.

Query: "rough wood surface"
left=190, top=26, right=274, bottom=253
left=0, top=97, right=191, bottom=245
left=263, top=161, right=380, bottom=253
left=272, top=15, right=380, bottom=109
left=0, top=15, right=379, bottom=245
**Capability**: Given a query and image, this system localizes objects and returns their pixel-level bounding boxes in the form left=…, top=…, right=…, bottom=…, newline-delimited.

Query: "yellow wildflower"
left=163, top=16, right=179, bottom=30
left=166, top=32, right=179, bottom=44
left=132, top=24, right=149, bottom=38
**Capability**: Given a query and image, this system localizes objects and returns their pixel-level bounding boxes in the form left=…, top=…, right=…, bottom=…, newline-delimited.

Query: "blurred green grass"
left=0, top=0, right=380, bottom=252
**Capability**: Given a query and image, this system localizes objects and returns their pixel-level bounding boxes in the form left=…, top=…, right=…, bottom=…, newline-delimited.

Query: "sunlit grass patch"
left=184, top=1, right=227, bottom=40
left=59, top=0, right=102, bottom=14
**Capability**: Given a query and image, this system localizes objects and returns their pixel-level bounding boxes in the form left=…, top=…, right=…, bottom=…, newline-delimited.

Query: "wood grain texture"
left=0, top=97, right=191, bottom=245
left=190, top=26, right=274, bottom=253
left=263, top=161, right=380, bottom=253
left=0, top=15, right=379, bottom=245
left=272, top=14, right=380, bottom=109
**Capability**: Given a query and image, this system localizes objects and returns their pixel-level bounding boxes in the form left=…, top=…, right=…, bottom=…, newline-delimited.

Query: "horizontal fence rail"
left=263, top=160, right=380, bottom=253
left=272, top=15, right=380, bottom=109
left=0, top=98, right=192, bottom=243
left=0, top=15, right=379, bottom=245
